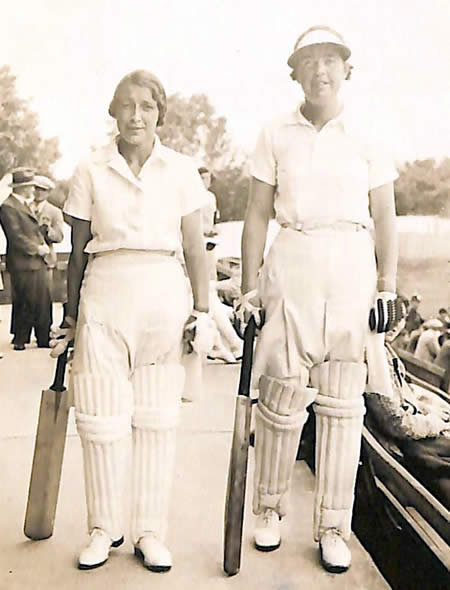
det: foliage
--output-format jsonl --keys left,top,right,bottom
{"left": 0, "top": 66, "right": 60, "bottom": 178}
{"left": 212, "top": 161, "right": 249, "bottom": 222}
{"left": 157, "top": 93, "right": 232, "bottom": 170}
{"left": 395, "top": 158, "right": 450, "bottom": 216}
{"left": 157, "top": 93, "right": 249, "bottom": 221}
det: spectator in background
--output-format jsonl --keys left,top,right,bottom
{"left": 205, "top": 237, "right": 242, "bottom": 363}
{"left": 198, "top": 166, "right": 219, "bottom": 237}
{"left": 437, "top": 307, "right": 450, "bottom": 330}
{"left": 405, "top": 293, "right": 424, "bottom": 333}
{"left": 407, "top": 323, "right": 424, "bottom": 353}
{"left": 0, "top": 168, "right": 52, "bottom": 350}
{"left": 391, "top": 328, "right": 410, "bottom": 351}
{"left": 414, "top": 319, "right": 444, "bottom": 364}
{"left": 436, "top": 331, "right": 450, "bottom": 392}
{"left": 32, "top": 175, "right": 65, "bottom": 271}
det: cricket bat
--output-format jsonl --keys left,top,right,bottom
{"left": 223, "top": 316, "right": 256, "bottom": 576}
{"left": 24, "top": 347, "right": 71, "bottom": 540}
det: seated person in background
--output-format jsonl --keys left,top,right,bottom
{"left": 437, "top": 307, "right": 450, "bottom": 330}
{"left": 414, "top": 319, "right": 443, "bottom": 364}
{"left": 407, "top": 323, "right": 424, "bottom": 353}
{"left": 205, "top": 238, "right": 242, "bottom": 363}
{"left": 365, "top": 323, "right": 450, "bottom": 508}
{"left": 405, "top": 293, "right": 424, "bottom": 333}
{"left": 435, "top": 332, "right": 450, "bottom": 393}
{"left": 391, "top": 328, "right": 410, "bottom": 351}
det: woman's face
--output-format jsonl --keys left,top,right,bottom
{"left": 114, "top": 83, "right": 159, "bottom": 147}
{"left": 293, "top": 44, "right": 348, "bottom": 106}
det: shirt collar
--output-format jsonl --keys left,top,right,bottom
{"left": 12, "top": 192, "right": 33, "bottom": 207}
{"left": 92, "top": 134, "right": 170, "bottom": 165}
{"left": 91, "top": 134, "right": 170, "bottom": 189}
{"left": 285, "top": 103, "right": 348, "bottom": 131}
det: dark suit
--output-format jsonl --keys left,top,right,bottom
{"left": 0, "top": 194, "right": 52, "bottom": 346}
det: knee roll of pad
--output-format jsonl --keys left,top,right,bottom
{"left": 76, "top": 412, "right": 131, "bottom": 442}
{"left": 253, "top": 375, "right": 317, "bottom": 516}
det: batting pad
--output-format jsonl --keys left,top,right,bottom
{"left": 253, "top": 375, "right": 317, "bottom": 517}
{"left": 130, "top": 364, "right": 184, "bottom": 543}
{"left": 310, "top": 361, "right": 366, "bottom": 541}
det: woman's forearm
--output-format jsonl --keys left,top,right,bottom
{"left": 370, "top": 184, "right": 398, "bottom": 293}
{"left": 184, "top": 247, "right": 210, "bottom": 312}
{"left": 65, "top": 218, "right": 92, "bottom": 320}
{"left": 241, "top": 178, "right": 275, "bottom": 294}
{"left": 182, "top": 210, "right": 210, "bottom": 312}
{"left": 66, "top": 251, "right": 88, "bottom": 320}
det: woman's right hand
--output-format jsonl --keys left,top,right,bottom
{"left": 233, "top": 289, "right": 265, "bottom": 338}
{"left": 49, "top": 316, "right": 76, "bottom": 358}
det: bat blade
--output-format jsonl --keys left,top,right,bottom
{"left": 24, "top": 386, "right": 71, "bottom": 540}
{"left": 223, "top": 317, "right": 256, "bottom": 576}
{"left": 224, "top": 394, "right": 253, "bottom": 576}
{"left": 24, "top": 347, "right": 71, "bottom": 541}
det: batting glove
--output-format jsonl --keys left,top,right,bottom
{"left": 50, "top": 316, "right": 76, "bottom": 358}
{"left": 233, "top": 289, "right": 265, "bottom": 339}
{"left": 369, "top": 292, "right": 404, "bottom": 333}
{"left": 183, "top": 310, "right": 216, "bottom": 354}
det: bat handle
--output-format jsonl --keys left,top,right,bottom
{"left": 237, "top": 316, "right": 256, "bottom": 398}
{"left": 51, "top": 347, "right": 69, "bottom": 393}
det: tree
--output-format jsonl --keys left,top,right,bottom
{"left": 158, "top": 93, "right": 249, "bottom": 221}
{"left": 395, "top": 158, "right": 450, "bottom": 216}
{"left": 157, "top": 93, "right": 233, "bottom": 171}
{"left": 0, "top": 66, "right": 60, "bottom": 178}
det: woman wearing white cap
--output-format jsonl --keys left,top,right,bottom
{"left": 236, "top": 26, "right": 399, "bottom": 572}
{"left": 52, "top": 69, "right": 213, "bottom": 572}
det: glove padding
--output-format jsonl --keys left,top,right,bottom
{"left": 183, "top": 310, "right": 216, "bottom": 354}
{"left": 49, "top": 316, "right": 76, "bottom": 358}
{"left": 233, "top": 289, "right": 265, "bottom": 339}
{"left": 369, "top": 292, "right": 404, "bottom": 333}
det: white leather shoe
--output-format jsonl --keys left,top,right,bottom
{"left": 134, "top": 534, "right": 172, "bottom": 572}
{"left": 78, "top": 528, "right": 124, "bottom": 570}
{"left": 254, "top": 509, "right": 281, "bottom": 552}
{"left": 319, "top": 528, "right": 351, "bottom": 573}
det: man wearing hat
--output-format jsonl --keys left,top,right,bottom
{"left": 0, "top": 167, "right": 52, "bottom": 350}
{"left": 31, "top": 175, "right": 64, "bottom": 270}
{"left": 235, "top": 25, "right": 399, "bottom": 573}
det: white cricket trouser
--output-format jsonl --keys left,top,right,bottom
{"left": 72, "top": 250, "right": 190, "bottom": 542}
{"left": 252, "top": 227, "right": 377, "bottom": 540}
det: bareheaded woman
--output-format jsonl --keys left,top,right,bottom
{"left": 52, "top": 70, "right": 212, "bottom": 572}
{"left": 236, "top": 26, "right": 399, "bottom": 573}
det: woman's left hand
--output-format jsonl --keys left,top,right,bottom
{"left": 183, "top": 310, "right": 216, "bottom": 354}
{"left": 369, "top": 292, "right": 404, "bottom": 333}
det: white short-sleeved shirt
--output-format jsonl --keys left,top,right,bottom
{"left": 64, "top": 136, "right": 208, "bottom": 254}
{"left": 249, "top": 106, "right": 398, "bottom": 226}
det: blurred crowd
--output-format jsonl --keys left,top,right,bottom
{"left": 390, "top": 293, "right": 450, "bottom": 374}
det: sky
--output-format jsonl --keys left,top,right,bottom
{"left": 2, "top": 0, "right": 450, "bottom": 178}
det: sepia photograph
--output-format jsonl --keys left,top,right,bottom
{"left": 0, "top": 1, "right": 449, "bottom": 588}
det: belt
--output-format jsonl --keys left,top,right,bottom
{"left": 280, "top": 220, "right": 367, "bottom": 233}
{"left": 93, "top": 249, "right": 176, "bottom": 258}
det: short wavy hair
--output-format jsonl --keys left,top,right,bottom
{"left": 108, "top": 70, "right": 167, "bottom": 127}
